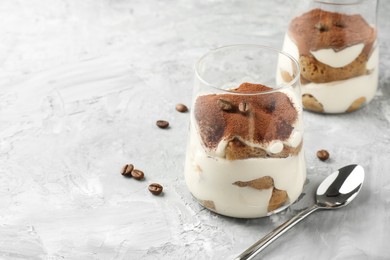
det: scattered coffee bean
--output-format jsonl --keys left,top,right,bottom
{"left": 156, "top": 120, "right": 169, "bottom": 129}
{"left": 131, "top": 169, "right": 145, "bottom": 180}
{"left": 148, "top": 183, "right": 163, "bottom": 195}
{"left": 121, "top": 164, "right": 134, "bottom": 177}
{"left": 176, "top": 103, "right": 188, "bottom": 113}
{"left": 314, "top": 23, "right": 328, "bottom": 32}
{"left": 317, "top": 149, "right": 330, "bottom": 161}
{"left": 238, "top": 101, "right": 249, "bottom": 114}
{"left": 217, "top": 98, "right": 233, "bottom": 111}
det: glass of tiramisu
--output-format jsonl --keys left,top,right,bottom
{"left": 184, "top": 45, "right": 306, "bottom": 218}
{"left": 283, "top": 0, "right": 378, "bottom": 113}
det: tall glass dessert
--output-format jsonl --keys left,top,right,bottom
{"left": 184, "top": 45, "right": 306, "bottom": 218}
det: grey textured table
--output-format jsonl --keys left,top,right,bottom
{"left": 0, "top": 1, "right": 389, "bottom": 259}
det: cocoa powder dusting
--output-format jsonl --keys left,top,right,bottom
{"left": 194, "top": 94, "right": 226, "bottom": 148}
{"left": 288, "top": 9, "right": 376, "bottom": 56}
{"left": 194, "top": 83, "right": 297, "bottom": 150}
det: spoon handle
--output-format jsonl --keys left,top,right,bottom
{"left": 235, "top": 204, "right": 320, "bottom": 260}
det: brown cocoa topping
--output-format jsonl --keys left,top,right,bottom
{"left": 289, "top": 9, "right": 376, "bottom": 56}
{"left": 194, "top": 83, "right": 298, "bottom": 151}
{"left": 314, "top": 23, "right": 328, "bottom": 32}
{"left": 333, "top": 20, "right": 345, "bottom": 28}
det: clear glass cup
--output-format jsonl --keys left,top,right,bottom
{"left": 184, "top": 45, "right": 306, "bottom": 218}
{"left": 282, "top": 0, "right": 378, "bottom": 114}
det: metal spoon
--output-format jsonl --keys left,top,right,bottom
{"left": 235, "top": 164, "right": 365, "bottom": 260}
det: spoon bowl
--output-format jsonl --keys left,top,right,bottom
{"left": 236, "top": 164, "right": 365, "bottom": 260}
{"left": 316, "top": 164, "right": 364, "bottom": 209}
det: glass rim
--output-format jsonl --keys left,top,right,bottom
{"left": 313, "top": 0, "right": 366, "bottom": 5}
{"left": 194, "top": 44, "right": 301, "bottom": 95}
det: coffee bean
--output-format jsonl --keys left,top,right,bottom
{"left": 238, "top": 101, "right": 249, "bottom": 114}
{"left": 176, "top": 103, "right": 188, "bottom": 113}
{"left": 156, "top": 120, "right": 169, "bottom": 129}
{"left": 131, "top": 169, "right": 144, "bottom": 180}
{"left": 317, "top": 149, "right": 330, "bottom": 161}
{"left": 217, "top": 98, "right": 233, "bottom": 111}
{"left": 314, "top": 23, "right": 328, "bottom": 32}
{"left": 121, "top": 164, "right": 134, "bottom": 177}
{"left": 148, "top": 183, "right": 163, "bottom": 195}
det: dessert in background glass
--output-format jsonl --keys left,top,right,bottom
{"left": 282, "top": 0, "right": 378, "bottom": 114}
{"left": 184, "top": 45, "right": 306, "bottom": 218}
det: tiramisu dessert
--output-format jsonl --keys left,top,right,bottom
{"left": 282, "top": 8, "right": 378, "bottom": 113}
{"left": 184, "top": 82, "right": 306, "bottom": 218}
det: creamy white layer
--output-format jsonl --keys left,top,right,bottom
{"left": 281, "top": 34, "right": 379, "bottom": 113}
{"left": 310, "top": 43, "right": 364, "bottom": 68}
{"left": 184, "top": 126, "right": 306, "bottom": 218}
{"left": 282, "top": 34, "right": 366, "bottom": 68}
{"left": 302, "top": 67, "right": 378, "bottom": 113}
{"left": 282, "top": 34, "right": 299, "bottom": 66}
